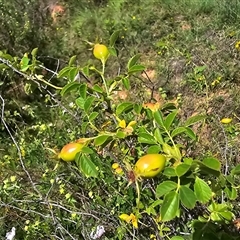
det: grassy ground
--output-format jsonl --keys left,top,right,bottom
{"left": 1, "top": 0, "right": 240, "bottom": 239}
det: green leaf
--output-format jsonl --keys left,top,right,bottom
{"left": 84, "top": 96, "right": 95, "bottom": 113}
{"left": 68, "top": 67, "right": 78, "bottom": 81}
{"left": 116, "top": 102, "right": 133, "bottom": 115}
{"left": 61, "top": 82, "right": 81, "bottom": 96}
{"left": 179, "top": 186, "right": 197, "bottom": 209}
{"left": 161, "top": 191, "right": 179, "bottom": 221}
{"left": 128, "top": 64, "right": 145, "bottom": 74}
{"left": 88, "top": 112, "right": 99, "bottom": 121}
{"left": 108, "top": 47, "right": 117, "bottom": 57}
{"left": 171, "top": 127, "right": 187, "bottom": 138}
{"left": 127, "top": 54, "right": 141, "bottom": 70}
{"left": 175, "top": 163, "right": 191, "bottom": 177}
{"left": 80, "top": 146, "right": 94, "bottom": 154}
{"left": 184, "top": 127, "right": 197, "bottom": 140}
{"left": 58, "top": 67, "right": 71, "bottom": 78}
{"left": 170, "top": 237, "right": 184, "bottom": 240}
{"left": 94, "top": 135, "right": 112, "bottom": 146}
{"left": 231, "top": 164, "right": 240, "bottom": 175}
{"left": 133, "top": 103, "right": 142, "bottom": 114}
{"left": 184, "top": 114, "right": 206, "bottom": 127}
{"left": 115, "top": 130, "right": 126, "bottom": 139}
{"left": 82, "top": 65, "right": 90, "bottom": 77}
{"left": 202, "top": 157, "right": 221, "bottom": 171}
{"left": 92, "top": 84, "right": 103, "bottom": 93}
{"left": 163, "top": 167, "right": 177, "bottom": 177}
{"left": 110, "top": 30, "right": 120, "bottom": 46}
{"left": 147, "top": 145, "right": 162, "bottom": 154}
{"left": 79, "top": 84, "right": 87, "bottom": 99}
{"left": 218, "top": 211, "right": 234, "bottom": 221}
{"left": 138, "top": 132, "right": 157, "bottom": 144}
{"left": 75, "top": 97, "right": 85, "bottom": 109}
{"left": 194, "top": 177, "right": 212, "bottom": 203}
{"left": 68, "top": 55, "right": 77, "bottom": 66}
{"left": 156, "top": 181, "right": 178, "bottom": 198}
{"left": 154, "top": 128, "right": 164, "bottom": 144}
{"left": 77, "top": 154, "right": 98, "bottom": 178}
{"left": 164, "top": 110, "right": 178, "bottom": 130}
{"left": 122, "top": 77, "right": 130, "bottom": 90}
{"left": 31, "top": 48, "right": 38, "bottom": 57}
{"left": 153, "top": 111, "right": 165, "bottom": 128}
{"left": 224, "top": 187, "right": 237, "bottom": 200}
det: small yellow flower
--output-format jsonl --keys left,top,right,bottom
{"left": 50, "top": 179, "right": 54, "bottom": 184}
{"left": 10, "top": 176, "right": 16, "bottom": 182}
{"left": 235, "top": 41, "right": 240, "bottom": 50}
{"left": 71, "top": 212, "right": 77, "bottom": 219}
{"left": 59, "top": 188, "right": 65, "bottom": 194}
{"left": 24, "top": 225, "right": 29, "bottom": 231}
{"left": 132, "top": 16, "right": 136, "bottom": 20}
{"left": 119, "top": 213, "right": 138, "bottom": 228}
{"left": 65, "top": 193, "right": 71, "bottom": 199}
{"left": 112, "top": 163, "right": 119, "bottom": 169}
{"left": 118, "top": 119, "right": 126, "bottom": 129}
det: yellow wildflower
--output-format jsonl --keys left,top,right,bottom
{"left": 119, "top": 213, "right": 138, "bottom": 228}
{"left": 235, "top": 41, "right": 240, "bottom": 50}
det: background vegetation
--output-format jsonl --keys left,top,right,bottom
{"left": 1, "top": 0, "right": 240, "bottom": 239}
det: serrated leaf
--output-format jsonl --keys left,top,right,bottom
{"left": 94, "top": 135, "right": 111, "bottom": 146}
{"left": 161, "top": 191, "right": 179, "bottom": 221}
{"left": 110, "top": 30, "right": 120, "bottom": 46}
{"left": 61, "top": 82, "right": 81, "bottom": 96}
{"left": 179, "top": 186, "right": 196, "bottom": 209}
{"left": 84, "top": 96, "right": 95, "bottom": 113}
{"left": 164, "top": 110, "right": 178, "bottom": 130}
{"left": 156, "top": 181, "right": 178, "bottom": 198}
{"left": 194, "top": 177, "right": 212, "bottom": 203}
{"left": 77, "top": 154, "right": 98, "bottom": 177}
{"left": 88, "top": 112, "right": 99, "bottom": 121}
{"left": 138, "top": 132, "right": 156, "bottom": 144}
{"left": 153, "top": 111, "right": 165, "bottom": 128}
{"left": 184, "top": 114, "right": 206, "bottom": 127}
{"left": 116, "top": 102, "right": 133, "bottom": 115}
{"left": 128, "top": 64, "right": 145, "bottom": 74}
{"left": 68, "top": 55, "right": 77, "bottom": 66}
{"left": 202, "top": 157, "right": 221, "bottom": 171}
{"left": 175, "top": 163, "right": 191, "bottom": 177}
{"left": 127, "top": 54, "right": 141, "bottom": 70}
{"left": 171, "top": 127, "right": 187, "bottom": 138}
